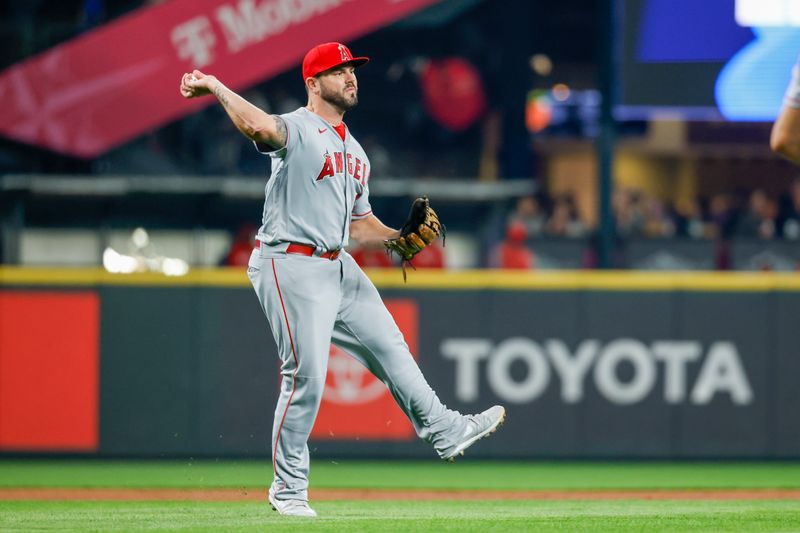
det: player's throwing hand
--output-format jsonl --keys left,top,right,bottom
{"left": 179, "top": 70, "right": 216, "bottom": 99}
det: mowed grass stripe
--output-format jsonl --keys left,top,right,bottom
{"left": 1, "top": 487, "right": 800, "bottom": 501}
{"left": 1, "top": 500, "right": 799, "bottom": 533}
{"left": 1, "top": 461, "right": 799, "bottom": 490}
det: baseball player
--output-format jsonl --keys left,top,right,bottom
{"left": 180, "top": 42, "right": 505, "bottom": 518}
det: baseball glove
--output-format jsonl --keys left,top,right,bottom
{"left": 384, "top": 197, "right": 445, "bottom": 280}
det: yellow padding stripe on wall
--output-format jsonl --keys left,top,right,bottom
{"left": 0, "top": 267, "right": 248, "bottom": 287}
{"left": 2, "top": 267, "right": 800, "bottom": 291}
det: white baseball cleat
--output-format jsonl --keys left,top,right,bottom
{"left": 440, "top": 405, "right": 506, "bottom": 462}
{"left": 268, "top": 490, "right": 317, "bottom": 517}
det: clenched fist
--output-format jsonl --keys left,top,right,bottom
{"left": 179, "top": 69, "right": 218, "bottom": 99}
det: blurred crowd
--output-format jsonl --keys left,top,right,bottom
{"left": 220, "top": 178, "right": 800, "bottom": 271}
{"left": 488, "top": 178, "right": 800, "bottom": 270}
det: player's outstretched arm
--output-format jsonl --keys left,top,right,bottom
{"left": 350, "top": 215, "right": 400, "bottom": 248}
{"left": 771, "top": 57, "right": 800, "bottom": 165}
{"left": 771, "top": 107, "right": 800, "bottom": 164}
{"left": 179, "top": 69, "right": 287, "bottom": 149}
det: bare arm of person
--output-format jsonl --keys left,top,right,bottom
{"left": 771, "top": 106, "right": 800, "bottom": 164}
{"left": 179, "top": 69, "right": 287, "bottom": 149}
{"left": 771, "top": 58, "right": 800, "bottom": 165}
{"left": 350, "top": 215, "right": 400, "bottom": 248}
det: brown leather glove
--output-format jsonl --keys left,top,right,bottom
{"left": 384, "top": 197, "right": 444, "bottom": 279}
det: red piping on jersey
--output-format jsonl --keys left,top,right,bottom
{"left": 352, "top": 209, "right": 372, "bottom": 218}
{"left": 271, "top": 258, "right": 299, "bottom": 484}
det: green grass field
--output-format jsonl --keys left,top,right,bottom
{"left": 1, "top": 460, "right": 799, "bottom": 532}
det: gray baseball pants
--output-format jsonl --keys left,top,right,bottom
{"left": 248, "top": 245, "right": 467, "bottom": 502}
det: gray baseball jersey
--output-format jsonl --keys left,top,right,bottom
{"left": 255, "top": 107, "right": 373, "bottom": 252}
{"left": 247, "top": 106, "right": 468, "bottom": 503}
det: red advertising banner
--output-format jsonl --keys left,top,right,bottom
{"left": 0, "top": 291, "right": 99, "bottom": 452}
{"left": 312, "top": 299, "right": 418, "bottom": 441}
{"left": 0, "top": 0, "right": 440, "bottom": 158}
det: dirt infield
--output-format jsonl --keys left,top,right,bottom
{"left": 1, "top": 488, "right": 799, "bottom": 501}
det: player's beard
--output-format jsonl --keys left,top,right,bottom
{"left": 320, "top": 83, "right": 358, "bottom": 112}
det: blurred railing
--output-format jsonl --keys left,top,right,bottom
{"left": 0, "top": 174, "right": 536, "bottom": 267}
{"left": 0, "top": 174, "right": 537, "bottom": 200}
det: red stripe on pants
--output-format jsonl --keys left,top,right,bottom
{"left": 270, "top": 259, "right": 299, "bottom": 485}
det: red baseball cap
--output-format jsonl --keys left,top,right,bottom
{"left": 302, "top": 42, "right": 369, "bottom": 80}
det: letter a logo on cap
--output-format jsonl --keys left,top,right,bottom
{"left": 338, "top": 44, "right": 350, "bottom": 62}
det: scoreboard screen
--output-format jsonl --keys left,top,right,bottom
{"left": 617, "top": 0, "right": 800, "bottom": 121}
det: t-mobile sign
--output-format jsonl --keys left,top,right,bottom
{"left": 0, "top": 0, "right": 441, "bottom": 158}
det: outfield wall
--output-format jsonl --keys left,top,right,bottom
{"left": 1, "top": 267, "right": 799, "bottom": 458}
